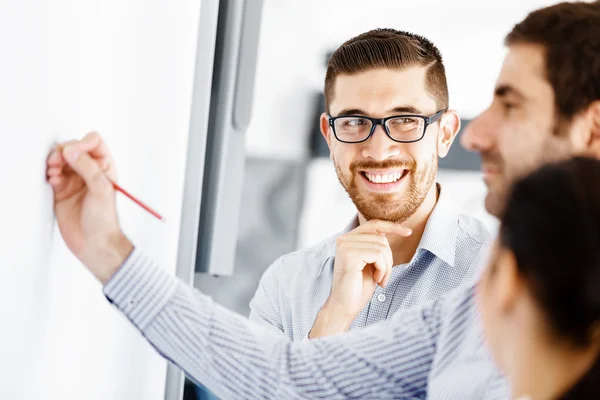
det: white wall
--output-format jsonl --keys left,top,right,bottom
{"left": 1, "top": 1, "right": 201, "bottom": 398}
{"left": 245, "top": 0, "right": 558, "bottom": 159}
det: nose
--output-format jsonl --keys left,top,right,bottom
{"left": 460, "top": 110, "right": 497, "bottom": 153}
{"left": 361, "top": 124, "right": 402, "bottom": 161}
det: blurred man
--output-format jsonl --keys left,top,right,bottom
{"left": 249, "top": 29, "right": 491, "bottom": 340}
{"left": 46, "top": 1, "right": 600, "bottom": 399}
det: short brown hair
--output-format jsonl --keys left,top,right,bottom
{"left": 324, "top": 28, "right": 448, "bottom": 113}
{"left": 505, "top": 1, "right": 600, "bottom": 121}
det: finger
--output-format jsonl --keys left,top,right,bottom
{"left": 48, "top": 140, "right": 78, "bottom": 167}
{"left": 48, "top": 175, "right": 70, "bottom": 195}
{"left": 380, "top": 253, "right": 393, "bottom": 288}
{"left": 47, "top": 149, "right": 65, "bottom": 167}
{"left": 337, "top": 241, "right": 389, "bottom": 261}
{"left": 62, "top": 146, "right": 112, "bottom": 195}
{"left": 380, "top": 273, "right": 391, "bottom": 288}
{"left": 341, "top": 233, "right": 392, "bottom": 246}
{"left": 75, "top": 132, "right": 116, "bottom": 180}
{"left": 48, "top": 176, "right": 62, "bottom": 186}
{"left": 47, "top": 166, "right": 63, "bottom": 177}
{"left": 372, "top": 252, "right": 389, "bottom": 284}
{"left": 342, "top": 244, "right": 390, "bottom": 278}
{"left": 71, "top": 132, "right": 113, "bottom": 161}
{"left": 341, "top": 234, "right": 394, "bottom": 269}
{"left": 55, "top": 133, "right": 114, "bottom": 172}
{"left": 382, "top": 236, "right": 393, "bottom": 285}
{"left": 374, "top": 241, "right": 393, "bottom": 285}
{"left": 353, "top": 220, "right": 412, "bottom": 236}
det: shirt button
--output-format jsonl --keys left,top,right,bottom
{"left": 377, "top": 293, "right": 386, "bottom": 302}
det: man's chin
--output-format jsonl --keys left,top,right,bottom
{"left": 355, "top": 202, "right": 413, "bottom": 223}
{"left": 484, "top": 190, "right": 505, "bottom": 218}
{"left": 362, "top": 214, "right": 409, "bottom": 224}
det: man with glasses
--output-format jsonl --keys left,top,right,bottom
{"left": 248, "top": 28, "right": 491, "bottom": 341}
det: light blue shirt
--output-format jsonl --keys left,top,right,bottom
{"left": 249, "top": 184, "right": 493, "bottom": 340}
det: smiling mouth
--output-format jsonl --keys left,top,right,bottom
{"left": 361, "top": 170, "right": 409, "bottom": 184}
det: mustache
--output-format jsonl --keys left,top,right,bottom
{"left": 350, "top": 159, "right": 416, "bottom": 173}
{"left": 480, "top": 151, "right": 503, "bottom": 167}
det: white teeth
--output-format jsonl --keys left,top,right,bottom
{"left": 365, "top": 171, "right": 403, "bottom": 183}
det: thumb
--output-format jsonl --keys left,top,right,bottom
{"left": 63, "top": 146, "right": 111, "bottom": 195}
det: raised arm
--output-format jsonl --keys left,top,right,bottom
{"left": 47, "top": 133, "right": 451, "bottom": 399}
{"left": 104, "top": 247, "right": 448, "bottom": 399}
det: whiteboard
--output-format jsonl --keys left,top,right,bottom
{"left": 0, "top": 1, "right": 202, "bottom": 399}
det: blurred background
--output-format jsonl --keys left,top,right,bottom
{"left": 0, "top": 0, "right": 558, "bottom": 399}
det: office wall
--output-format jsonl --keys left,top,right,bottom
{"left": 194, "top": 157, "right": 306, "bottom": 316}
{"left": 0, "top": 1, "right": 201, "bottom": 398}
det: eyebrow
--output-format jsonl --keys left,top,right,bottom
{"left": 494, "top": 84, "right": 526, "bottom": 101}
{"left": 335, "top": 105, "right": 423, "bottom": 117}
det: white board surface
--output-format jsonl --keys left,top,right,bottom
{"left": 0, "top": 1, "right": 202, "bottom": 399}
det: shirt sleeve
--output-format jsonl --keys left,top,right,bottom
{"left": 248, "top": 256, "right": 285, "bottom": 335}
{"left": 103, "top": 247, "right": 456, "bottom": 399}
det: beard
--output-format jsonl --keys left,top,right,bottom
{"left": 334, "top": 153, "right": 438, "bottom": 223}
{"left": 482, "top": 118, "right": 575, "bottom": 218}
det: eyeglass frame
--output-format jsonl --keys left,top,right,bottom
{"left": 327, "top": 109, "right": 447, "bottom": 144}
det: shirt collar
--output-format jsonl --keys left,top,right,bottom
{"left": 417, "top": 183, "right": 459, "bottom": 267}
{"left": 341, "top": 215, "right": 360, "bottom": 234}
{"left": 337, "top": 183, "right": 459, "bottom": 267}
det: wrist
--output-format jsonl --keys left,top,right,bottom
{"left": 308, "top": 302, "right": 357, "bottom": 339}
{"left": 86, "top": 233, "right": 134, "bottom": 285}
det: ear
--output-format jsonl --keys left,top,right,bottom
{"left": 437, "top": 110, "right": 461, "bottom": 158}
{"left": 586, "top": 100, "right": 600, "bottom": 159}
{"left": 320, "top": 112, "right": 334, "bottom": 160}
{"left": 493, "top": 248, "right": 523, "bottom": 314}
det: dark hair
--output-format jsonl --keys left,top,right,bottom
{"left": 505, "top": 1, "right": 600, "bottom": 123}
{"left": 500, "top": 157, "right": 600, "bottom": 398}
{"left": 324, "top": 28, "right": 448, "bottom": 113}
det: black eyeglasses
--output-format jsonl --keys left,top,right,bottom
{"left": 328, "top": 109, "right": 446, "bottom": 144}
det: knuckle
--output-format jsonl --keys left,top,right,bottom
{"left": 336, "top": 239, "right": 351, "bottom": 251}
{"left": 376, "top": 235, "right": 388, "bottom": 245}
{"left": 86, "top": 131, "right": 101, "bottom": 142}
{"left": 374, "top": 242, "right": 387, "bottom": 252}
{"left": 91, "top": 171, "right": 110, "bottom": 193}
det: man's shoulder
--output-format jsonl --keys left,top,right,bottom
{"left": 269, "top": 233, "right": 339, "bottom": 276}
{"left": 277, "top": 233, "right": 340, "bottom": 272}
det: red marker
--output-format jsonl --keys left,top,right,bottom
{"left": 109, "top": 179, "right": 164, "bottom": 221}
{"left": 56, "top": 143, "right": 164, "bottom": 221}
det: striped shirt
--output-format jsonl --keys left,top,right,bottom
{"left": 104, "top": 249, "right": 510, "bottom": 399}
{"left": 248, "top": 184, "right": 493, "bottom": 340}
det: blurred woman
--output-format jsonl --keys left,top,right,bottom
{"left": 478, "top": 156, "right": 600, "bottom": 399}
